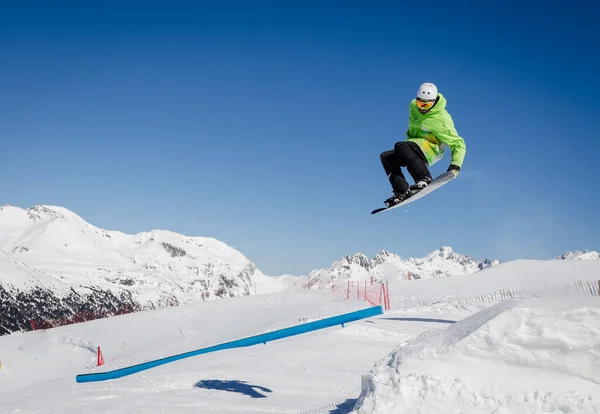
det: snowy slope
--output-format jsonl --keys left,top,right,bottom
{"left": 384, "top": 257, "right": 600, "bottom": 315}
{"left": 0, "top": 256, "right": 599, "bottom": 413}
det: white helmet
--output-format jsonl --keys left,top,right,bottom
{"left": 417, "top": 82, "right": 438, "bottom": 101}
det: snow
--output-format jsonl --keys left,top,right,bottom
{"left": 1, "top": 244, "right": 599, "bottom": 413}
{"left": 385, "top": 258, "right": 600, "bottom": 312}
{"left": 306, "top": 247, "right": 500, "bottom": 287}
{"left": 0, "top": 205, "right": 293, "bottom": 303}
{"left": 352, "top": 298, "right": 600, "bottom": 413}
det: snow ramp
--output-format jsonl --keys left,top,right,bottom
{"left": 351, "top": 297, "right": 600, "bottom": 413}
{"left": 75, "top": 305, "right": 383, "bottom": 383}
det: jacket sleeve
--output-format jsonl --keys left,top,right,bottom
{"left": 431, "top": 119, "right": 466, "bottom": 168}
{"left": 406, "top": 103, "right": 416, "bottom": 138}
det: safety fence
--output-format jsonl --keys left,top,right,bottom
{"left": 308, "top": 277, "right": 391, "bottom": 310}
{"left": 389, "top": 279, "right": 600, "bottom": 310}
{"left": 30, "top": 304, "right": 137, "bottom": 331}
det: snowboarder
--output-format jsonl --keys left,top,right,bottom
{"left": 380, "top": 82, "right": 467, "bottom": 207}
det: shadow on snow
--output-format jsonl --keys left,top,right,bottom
{"left": 328, "top": 398, "right": 358, "bottom": 413}
{"left": 379, "top": 317, "right": 456, "bottom": 324}
{"left": 195, "top": 379, "right": 273, "bottom": 399}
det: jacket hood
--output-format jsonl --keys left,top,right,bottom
{"left": 411, "top": 92, "right": 447, "bottom": 115}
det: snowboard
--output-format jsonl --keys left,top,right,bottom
{"left": 371, "top": 171, "right": 456, "bottom": 215}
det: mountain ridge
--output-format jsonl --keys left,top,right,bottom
{"left": 304, "top": 246, "right": 502, "bottom": 289}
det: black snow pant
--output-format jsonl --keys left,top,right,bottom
{"left": 380, "top": 141, "right": 431, "bottom": 194}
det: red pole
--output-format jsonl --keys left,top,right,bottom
{"left": 364, "top": 280, "right": 367, "bottom": 301}
{"left": 385, "top": 281, "right": 390, "bottom": 310}
{"left": 379, "top": 283, "right": 383, "bottom": 306}
{"left": 97, "top": 346, "right": 104, "bottom": 366}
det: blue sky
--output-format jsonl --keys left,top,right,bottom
{"left": 1, "top": 1, "right": 599, "bottom": 275}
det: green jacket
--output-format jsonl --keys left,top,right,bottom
{"left": 406, "top": 93, "right": 466, "bottom": 168}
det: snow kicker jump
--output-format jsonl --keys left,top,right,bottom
{"left": 75, "top": 305, "right": 383, "bottom": 383}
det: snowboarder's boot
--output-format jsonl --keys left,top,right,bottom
{"left": 409, "top": 176, "right": 433, "bottom": 194}
{"left": 384, "top": 190, "right": 410, "bottom": 207}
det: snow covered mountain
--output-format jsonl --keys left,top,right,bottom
{"left": 305, "top": 246, "right": 501, "bottom": 288}
{"left": 305, "top": 246, "right": 600, "bottom": 291}
{"left": 0, "top": 205, "right": 291, "bottom": 336}
{"left": 555, "top": 250, "right": 600, "bottom": 260}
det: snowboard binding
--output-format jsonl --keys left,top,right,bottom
{"left": 384, "top": 191, "right": 410, "bottom": 207}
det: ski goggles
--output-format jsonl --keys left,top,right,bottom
{"left": 416, "top": 98, "right": 435, "bottom": 111}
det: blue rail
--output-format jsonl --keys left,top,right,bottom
{"left": 76, "top": 305, "right": 383, "bottom": 383}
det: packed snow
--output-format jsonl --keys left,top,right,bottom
{"left": 1, "top": 243, "right": 599, "bottom": 413}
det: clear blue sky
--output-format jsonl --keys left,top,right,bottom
{"left": 1, "top": 1, "right": 599, "bottom": 275}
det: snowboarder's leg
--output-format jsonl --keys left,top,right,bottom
{"left": 380, "top": 149, "right": 409, "bottom": 195}
{"left": 380, "top": 148, "right": 413, "bottom": 207}
{"left": 395, "top": 142, "right": 432, "bottom": 192}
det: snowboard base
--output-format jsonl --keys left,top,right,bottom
{"left": 371, "top": 171, "right": 456, "bottom": 215}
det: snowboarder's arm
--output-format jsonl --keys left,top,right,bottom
{"left": 434, "top": 121, "right": 466, "bottom": 168}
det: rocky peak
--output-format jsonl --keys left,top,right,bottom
{"left": 26, "top": 205, "right": 66, "bottom": 222}
{"left": 305, "top": 246, "right": 501, "bottom": 289}
{"left": 555, "top": 250, "right": 600, "bottom": 260}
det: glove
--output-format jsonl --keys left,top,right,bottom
{"left": 447, "top": 164, "right": 460, "bottom": 177}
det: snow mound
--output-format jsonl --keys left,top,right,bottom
{"left": 352, "top": 297, "right": 600, "bottom": 413}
